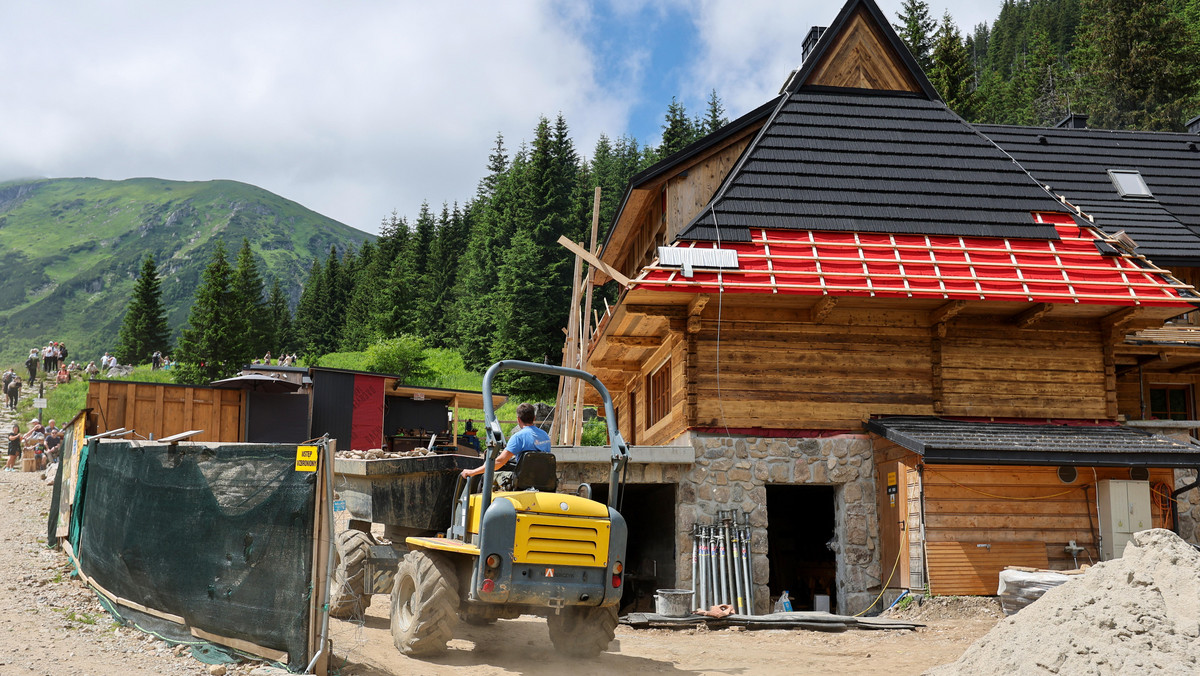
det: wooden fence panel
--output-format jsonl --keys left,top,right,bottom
{"left": 85, "top": 381, "right": 244, "bottom": 442}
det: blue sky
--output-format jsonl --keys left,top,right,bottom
{"left": 0, "top": 0, "right": 1002, "bottom": 235}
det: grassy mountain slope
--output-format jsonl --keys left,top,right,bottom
{"left": 0, "top": 177, "right": 372, "bottom": 367}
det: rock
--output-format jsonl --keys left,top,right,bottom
{"left": 208, "top": 666, "right": 226, "bottom": 676}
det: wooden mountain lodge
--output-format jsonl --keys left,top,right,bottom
{"left": 554, "top": 0, "right": 1200, "bottom": 613}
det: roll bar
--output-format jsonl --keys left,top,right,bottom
{"left": 478, "top": 360, "right": 630, "bottom": 521}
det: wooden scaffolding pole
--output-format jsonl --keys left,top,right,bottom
{"left": 572, "top": 187, "right": 602, "bottom": 445}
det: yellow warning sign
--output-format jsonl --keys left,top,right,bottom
{"left": 295, "top": 445, "right": 319, "bottom": 472}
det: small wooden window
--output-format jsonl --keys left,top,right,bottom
{"left": 1149, "top": 386, "right": 1192, "bottom": 420}
{"left": 647, "top": 360, "right": 671, "bottom": 427}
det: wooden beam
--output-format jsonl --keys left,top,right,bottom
{"left": 1012, "top": 303, "right": 1053, "bottom": 328}
{"left": 589, "top": 358, "right": 640, "bottom": 371}
{"left": 1101, "top": 307, "right": 1141, "bottom": 329}
{"left": 929, "top": 300, "right": 967, "bottom": 325}
{"left": 557, "top": 235, "right": 632, "bottom": 286}
{"left": 606, "top": 335, "right": 664, "bottom": 348}
{"left": 624, "top": 305, "right": 688, "bottom": 319}
{"left": 811, "top": 295, "right": 839, "bottom": 323}
{"left": 688, "top": 294, "right": 711, "bottom": 317}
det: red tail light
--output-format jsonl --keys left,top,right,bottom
{"left": 481, "top": 579, "right": 495, "bottom": 593}
{"left": 611, "top": 574, "right": 622, "bottom": 588}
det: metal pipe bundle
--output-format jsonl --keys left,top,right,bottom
{"left": 689, "top": 514, "right": 755, "bottom": 615}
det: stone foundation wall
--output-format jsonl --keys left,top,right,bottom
{"left": 1175, "top": 469, "right": 1200, "bottom": 544}
{"left": 557, "top": 432, "right": 883, "bottom": 615}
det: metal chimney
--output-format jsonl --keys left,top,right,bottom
{"left": 1056, "top": 114, "right": 1089, "bottom": 129}
{"left": 802, "top": 26, "right": 826, "bottom": 63}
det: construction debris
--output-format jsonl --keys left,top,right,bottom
{"left": 621, "top": 611, "right": 922, "bottom": 632}
{"left": 930, "top": 529, "right": 1200, "bottom": 675}
{"left": 336, "top": 447, "right": 436, "bottom": 460}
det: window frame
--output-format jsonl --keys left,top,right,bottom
{"left": 646, "top": 359, "right": 672, "bottom": 428}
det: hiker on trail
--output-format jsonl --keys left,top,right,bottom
{"left": 6, "top": 376, "right": 20, "bottom": 410}
{"left": 25, "top": 350, "right": 38, "bottom": 381}
{"left": 42, "top": 344, "right": 53, "bottom": 374}
{"left": 5, "top": 423, "right": 20, "bottom": 472}
{"left": 59, "top": 343, "right": 68, "bottom": 364}
{"left": 2, "top": 369, "right": 12, "bottom": 391}
{"left": 56, "top": 365, "right": 69, "bottom": 384}
{"left": 151, "top": 351, "right": 163, "bottom": 370}
{"left": 23, "top": 419, "right": 45, "bottom": 471}
{"left": 85, "top": 361, "right": 99, "bottom": 377}
{"left": 262, "top": 352, "right": 272, "bottom": 365}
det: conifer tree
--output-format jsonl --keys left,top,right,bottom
{"left": 930, "top": 12, "right": 974, "bottom": 118}
{"left": 1072, "top": 0, "right": 1200, "bottom": 130}
{"left": 660, "top": 97, "right": 698, "bottom": 157}
{"left": 115, "top": 254, "right": 172, "bottom": 365}
{"left": 231, "top": 238, "right": 267, "bottom": 358}
{"left": 264, "top": 278, "right": 295, "bottom": 356}
{"left": 702, "top": 89, "right": 729, "bottom": 134}
{"left": 294, "top": 258, "right": 327, "bottom": 356}
{"left": 340, "top": 240, "right": 379, "bottom": 351}
{"left": 894, "top": 0, "right": 937, "bottom": 72}
{"left": 174, "top": 242, "right": 241, "bottom": 383}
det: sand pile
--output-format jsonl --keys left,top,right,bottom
{"left": 928, "top": 529, "right": 1200, "bottom": 675}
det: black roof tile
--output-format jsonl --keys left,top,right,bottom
{"left": 978, "top": 124, "right": 1200, "bottom": 263}
{"left": 680, "top": 91, "right": 1069, "bottom": 242}
{"left": 866, "top": 416, "right": 1200, "bottom": 467}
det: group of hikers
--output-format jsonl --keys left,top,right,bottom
{"left": 5, "top": 417, "right": 60, "bottom": 472}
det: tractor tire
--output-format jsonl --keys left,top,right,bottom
{"left": 328, "top": 530, "right": 374, "bottom": 620}
{"left": 546, "top": 605, "right": 618, "bottom": 658}
{"left": 391, "top": 550, "right": 460, "bottom": 656}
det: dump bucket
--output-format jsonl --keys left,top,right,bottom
{"left": 654, "top": 589, "right": 695, "bottom": 617}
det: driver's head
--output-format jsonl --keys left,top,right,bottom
{"left": 516, "top": 403, "right": 536, "bottom": 425}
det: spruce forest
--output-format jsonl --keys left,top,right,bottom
{"left": 160, "top": 0, "right": 1199, "bottom": 398}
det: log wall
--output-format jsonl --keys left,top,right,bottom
{"left": 86, "top": 381, "right": 245, "bottom": 442}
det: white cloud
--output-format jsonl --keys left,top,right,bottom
{"left": 0, "top": 1, "right": 629, "bottom": 233}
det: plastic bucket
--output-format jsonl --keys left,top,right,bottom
{"left": 654, "top": 589, "right": 695, "bottom": 617}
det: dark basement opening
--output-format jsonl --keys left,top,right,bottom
{"left": 766, "top": 484, "right": 837, "bottom": 613}
{"left": 589, "top": 482, "right": 677, "bottom": 613}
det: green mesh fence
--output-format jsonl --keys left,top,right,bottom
{"left": 71, "top": 439, "right": 319, "bottom": 671}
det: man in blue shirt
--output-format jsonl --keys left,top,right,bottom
{"left": 460, "top": 403, "right": 550, "bottom": 481}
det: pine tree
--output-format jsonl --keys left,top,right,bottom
{"left": 115, "top": 254, "right": 172, "bottom": 365}
{"left": 294, "top": 258, "right": 326, "bottom": 356}
{"left": 660, "top": 97, "right": 698, "bottom": 157}
{"left": 930, "top": 12, "right": 975, "bottom": 118}
{"left": 231, "top": 238, "right": 267, "bottom": 359}
{"left": 702, "top": 89, "right": 729, "bottom": 134}
{"left": 894, "top": 0, "right": 937, "bottom": 72}
{"left": 174, "top": 242, "right": 241, "bottom": 383}
{"left": 1072, "top": 0, "right": 1200, "bottom": 131}
{"left": 264, "top": 278, "right": 295, "bottom": 356}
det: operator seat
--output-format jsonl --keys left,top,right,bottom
{"left": 513, "top": 451, "right": 557, "bottom": 492}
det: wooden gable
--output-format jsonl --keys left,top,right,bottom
{"left": 803, "top": 7, "right": 921, "bottom": 92}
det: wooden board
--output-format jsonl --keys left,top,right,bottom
{"left": 927, "top": 541, "right": 1048, "bottom": 596}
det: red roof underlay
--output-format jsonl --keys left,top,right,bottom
{"left": 635, "top": 213, "right": 1192, "bottom": 306}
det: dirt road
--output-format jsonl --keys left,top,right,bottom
{"left": 2, "top": 468, "right": 996, "bottom": 675}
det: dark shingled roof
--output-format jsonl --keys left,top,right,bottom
{"left": 866, "top": 416, "right": 1200, "bottom": 468}
{"left": 679, "top": 90, "right": 1074, "bottom": 243}
{"left": 977, "top": 124, "right": 1200, "bottom": 267}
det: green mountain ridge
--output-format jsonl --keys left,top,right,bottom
{"left": 0, "top": 177, "right": 372, "bottom": 367}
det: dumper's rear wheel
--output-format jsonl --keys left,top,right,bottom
{"left": 329, "top": 530, "right": 373, "bottom": 620}
{"left": 391, "top": 550, "right": 460, "bottom": 656}
{"left": 546, "top": 605, "right": 618, "bottom": 657}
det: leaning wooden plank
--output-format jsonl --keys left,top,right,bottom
{"left": 191, "top": 627, "right": 288, "bottom": 663}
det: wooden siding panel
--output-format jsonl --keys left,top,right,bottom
{"left": 923, "top": 464, "right": 1174, "bottom": 573}
{"left": 926, "top": 542, "right": 1048, "bottom": 596}
{"left": 666, "top": 139, "right": 751, "bottom": 242}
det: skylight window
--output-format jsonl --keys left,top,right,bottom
{"left": 1107, "top": 169, "right": 1154, "bottom": 199}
